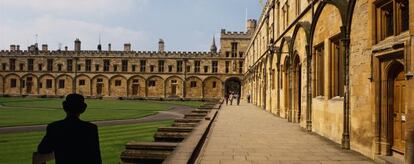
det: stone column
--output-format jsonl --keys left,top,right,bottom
{"left": 277, "top": 62, "right": 281, "bottom": 116}
{"left": 341, "top": 26, "right": 350, "bottom": 150}
{"left": 306, "top": 44, "right": 312, "bottom": 132}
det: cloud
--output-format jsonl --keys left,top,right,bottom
{"left": 0, "top": 16, "right": 147, "bottom": 51}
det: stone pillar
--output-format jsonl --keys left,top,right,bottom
{"left": 277, "top": 62, "right": 281, "bottom": 116}
{"left": 306, "top": 44, "right": 312, "bottom": 132}
{"left": 341, "top": 26, "right": 350, "bottom": 150}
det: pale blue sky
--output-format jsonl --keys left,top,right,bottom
{"left": 0, "top": 0, "right": 262, "bottom": 51}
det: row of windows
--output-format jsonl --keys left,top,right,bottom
{"left": 9, "top": 78, "right": 219, "bottom": 89}
{"left": 1, "top": 59, "right": 243, "bottom": 74}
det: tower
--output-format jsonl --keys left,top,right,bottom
{"left": 210, "top": 36, "right": 217, "bottom": 53}
{"left": 246, "top": 19, "right": 257, "bottom": 33}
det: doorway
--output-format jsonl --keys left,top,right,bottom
{"left": 293, "top": 55, "right": 301, "bottom": 123}
{"left": 388, "top": 63, "right": 406, "bottom": 155}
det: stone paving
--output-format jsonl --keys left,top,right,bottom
{"left": 197, "top": 102, "right": 375, "bottom": 164}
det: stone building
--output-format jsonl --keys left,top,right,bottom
{"left": 0, "top": 21, "right": 254, "bottom": 100}
{"left": 243, "top": 0, "right": 413, "bottom": 163}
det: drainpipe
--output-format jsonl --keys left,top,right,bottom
{"left": 341, "top": 26, "right": 350, "bottom": 150}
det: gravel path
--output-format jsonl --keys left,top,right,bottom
{"left": 0, "top": 106, "right": 194, "bottom": 134}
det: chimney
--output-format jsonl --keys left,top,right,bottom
{"left": 97, "top": 44, "right": 102, "bottom": 51}
{"left": 65, "top": 46, "right": 68, "bottom": 51}
{"left": 74, "top": 38, "right": 81, "bottom": 51}
{"left": 124, "top": 43, "right": 131, "bottom": 52}
{"left": 10, "top": 45, "right": 16, "bottom": 51}
{"left": 42, "top": 44, "right": 48, "bottom": 51}
{"left": 108, "top": 43, "right": 112, "bottom": 51}
{"left": 16, "top": 45, "right": 20, "bottom": 51}
{"left": 158, "top": 39, "right": 165, "bottom": 52}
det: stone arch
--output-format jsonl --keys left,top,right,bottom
{"left": 127, "top": 75, "right": 146, "bottom": 97}
{"left": 203, "top": 76, "right": 223, "bottom": 99}
{"left": 310, "top": 1, "right": 347, "bottom": 48}
{"left": 91, "top": 74, "right": 109, "bottom": 96}
{"left": 278, "top": 36, "right": 292, "bottom": 65}
{"left": 21, "top": 73, "right": 39, "bottom": 95}
{"left": 165, "top": 76, "right": 184, "bottom": 98}
{"left": 55, "top": 74, "right": 73, "bottom": 96}
{"left": 109, "top": 75, "right": 128, "bottom": 97}
{"left": 4, "top": 73, "right": 20, "bottom": 95}
{"left": 39, "top": 74, "right": 56, "bottom": 96}
{"left": 146, "top": 75, "right": 164, "bottom": 98}
{"left": 75, "top": 74, "right": 92, "bottom": 96}
{"left": 185, "top": 76, "right": 202, "bottom": 99}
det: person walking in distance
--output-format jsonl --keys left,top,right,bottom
{"left": 229, "top": 92, "right": 234, "bottom": 105}
{"left": 37, "top": 94, "right": 102, "bottom": 164}
{"left": 235, "top": 92, "right": 240, "bottom": 105}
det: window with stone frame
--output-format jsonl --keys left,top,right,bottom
{"left": 329, "top": 37, "right": 345, "bottom": 98}
{"left": 158, "top": 60, "right": 165, "bottom": 72}
{"left": 226, "top": 51, "right": 230, "bottom": 57}
{"left": 115, "top": 80, "right": 122, "bottom": 86}
{"left": 2, "top": 63, "right": 6, "bottom": 71}
{"left": 47, "top": 59, "right": 53, "bottom": 71}
{"left": 176, "top": 60, "right": 183, "bottom": 72}
{"left": 168, "top": 65, "right": 173, "bottom": 72}
{"left": 58, "top": 79, "right": 65, "bottom": 89}
{"left": 67, "top": 59, "right": 73, "bottom": 72}
{"left": 95, "top": 64, "right": 100, "bottom": 71}
{"left": 204, "top": 66, "right": 208, "bottom": 73}
{"left": 38, "top": 64, "right": 43, "bottom": 71}
{"left": 140, "top": 60, "right": 146, "bottom": 72}
{"left": 313, "top": 44, "right": 325, "bottom": 97}
{"left": 122, "top": 60, "right": 128, "bottom": 72}
{"left": 239, "top": 61, "right": 244, "bottom": 74}
{"left": 9, "top": 58, "right": 15, "bottom": 71}
{"left": 79, "top": 79, "right": 85, "bottom": 86}
{"left": 28, "top": 59, "right": 34, "bottom": 71}
{"left": 148, "top": 80, "right": 156, "bottom": 87}
{"left": 58, "top": 64, "right": 62, "bottom": 71}
{"left": 10, "top": 78, "right": 16, "bottom": 88}
{"left": 225, "top": 61, "right": 230, "bottom": 73}
{"left": 132, "top": 65, "right": 137, "bottom": 72}
{"left": 375, "top": 0, "right": 409, "bottom": 42}
{"left": 194, "top": 61, "right": 201, "bottom": 73}
{"left": 103, "top": 59, "right": 110, "bottom": 72}
{"left": 46, "top": 79, "right": 53, "bottom": 89}
{"left": 85, "top": 59, "right": 91, "bottom": 72}
{"left": 19, "top": 63, "right": 24, "bottom": 71}
{"left": 186, "top": 65, "right": 191, "bottom": 73}
{"left": 150, "top": 65, "right": 155, "bottom": 72}
{"left": 113, "top": 65, "right": 118, "bottom": 72}
{"left": 212, "top": 61, "right": 218, "bottom": 73}
{"left": 295, "top": 0, "right": 301, "bottom": 16}
{"left": 77, "top": 64, "right": 81, "bottom": 71}
{"left": 231, "top": 42, "right": 238, "bottom": 57}
{"left": 190, "top": 81, "right": 197, "bottom": 88}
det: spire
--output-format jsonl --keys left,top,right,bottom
{"left": 210, "top": 35, "right": 217, "bottom": 53}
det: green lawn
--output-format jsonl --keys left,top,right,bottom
{"left": 0, "top": 120, "right": 173, "bottom": 164}
{"left": 0, "top": 97, "right": 204, "bottom": 127}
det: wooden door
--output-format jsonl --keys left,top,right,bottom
{"left": 392, "top": 71, "right": 406, "bottom": 153}
{"left": 132, "top": 84, "right": 139, "bottom": 96}
{"left": 97, "top": 83, "right": 103, "bottom": 95}
{"left": 171, "top": 85, "right": 177, "bottom": 96}
{"left": 26, "top": 77, "right": 33, "bottom": 94}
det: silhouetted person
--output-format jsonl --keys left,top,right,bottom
{"left": 37, "top": 94, "right": 102, "bottom": 164}
{"left": 224, "top": 93, "right": 229, "bottom": 106}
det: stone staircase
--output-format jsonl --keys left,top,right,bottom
{"left": 120, "top": 101, "right": 222, "bottom": 164}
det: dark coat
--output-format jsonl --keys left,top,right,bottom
{"left": 38, "top": 116, "right": 102, "bottom": 164}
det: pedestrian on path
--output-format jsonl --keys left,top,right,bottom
{"left": 229, "top": 92, "right": 234, "bottom": 105}
{"left": 247, "top": 94, "right": 251, "bottom": 103}
{"left": 235, "top": 93, "right": 240, "bottom": 105}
